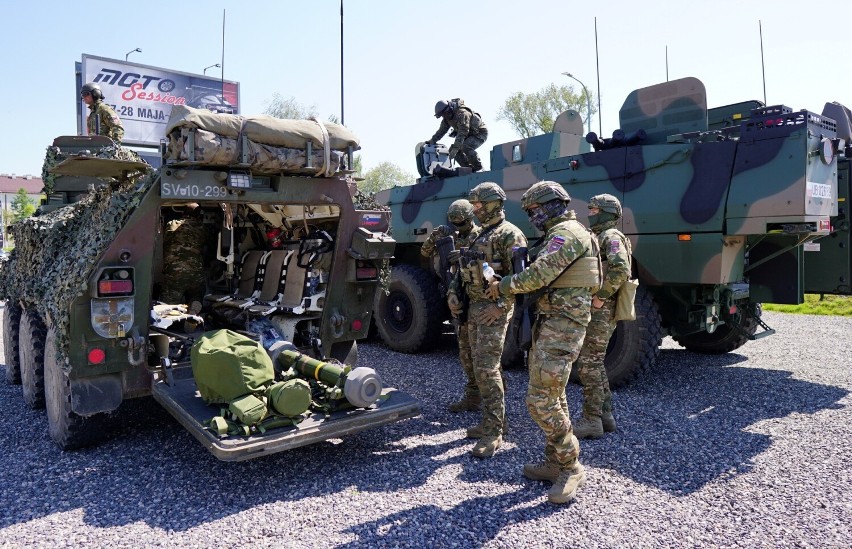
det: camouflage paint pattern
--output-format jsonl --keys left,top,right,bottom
{"left": 380, "top": 76, "right": 844, "bottom": 347}
{"left": 87, "top": 100, "right": 124, "bottom": 142}
{"left": 527, "top": 314, "right": 585, "bottom": 468}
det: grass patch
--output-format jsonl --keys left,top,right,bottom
{"left": 763, "top": 294, "right": 852, "bottom": 316}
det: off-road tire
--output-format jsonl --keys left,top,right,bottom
{"left": 44, "top": 326, "right": 107, "bottom": 450}
{"left": 3, "top": 303, "right": 22, "bottom": 384}
{"left": 673, "top": 303, "right": 760, "bottom": 354}
{"left": 374, "top": 264, "right": 443, "bottom": 353}
{"left": 19, "top": 308, "right": 47, "bottom": 409}
{"left": 573, "top": 285, "right": 663, "bottom": 388}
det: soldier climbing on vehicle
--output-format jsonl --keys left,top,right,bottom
{"left": 80, "top": 82, "right": 124, "bottom": 143}
{"left": 426, "top": 98, "right": 488, "bottom": 172}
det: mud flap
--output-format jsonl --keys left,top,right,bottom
{"left": 70, "top": 374, "right": 123, "bottom": 416}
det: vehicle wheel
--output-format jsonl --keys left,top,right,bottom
{"left": 573, "top": 284, "right": 662, "bottom": 388}
{"left": 673, "top": 303, "right": 760, "bottom": 354}
{"left": 44, "top": 326, "right": 106, "bottom": 450}
{"left": 19, "top": 307, "right": 47, "bottom": 409}
{"left": 374, "top": 264, "right": 443, "bottom": 353}
{"left": 3, "top": 302, "right": 22, "bottom": 384}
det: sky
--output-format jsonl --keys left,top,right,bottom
{"left": 0, "top": 0, "right": 848, "bottom": 179}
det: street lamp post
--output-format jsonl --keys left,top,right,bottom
{"left": 125, "top": 48, "right": 141, "bottom": 61}
{"left": 562, "top": 72, "right": 591, "bottom": 134}
{"left": 204, "top": 63, "right": 221, "bottom": 75}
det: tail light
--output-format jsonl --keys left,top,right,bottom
{"left": 356, "top": 260, "right": 378, "bottom": 280}
{"left": 97, "top": 268, "right": 135, "bottom": 297}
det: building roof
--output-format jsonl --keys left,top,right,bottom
{"left": 0, "top": 174, "right": 44, "bottom": 194}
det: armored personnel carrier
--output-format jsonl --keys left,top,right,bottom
{"left": 375, "top": 77, "right": 850, "bottom": 386}
{"left": 1, "top": 117, "right": 418, "bottom": 461}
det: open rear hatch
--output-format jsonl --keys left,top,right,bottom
{"left": 152, "top": 366, "right": 419, "bottom": 462}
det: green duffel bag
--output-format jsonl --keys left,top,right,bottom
{"left": 266, "top": 379, "right": 312, "bottom": 417}
{"left": 191, "top": 329, "right": 275, "bottom": 404}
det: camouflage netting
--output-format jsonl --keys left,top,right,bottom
{"left": 0, "top": 169, "right": 157, "bottom": 369}
{"left": 41, "top": 142, "right": 145, "bottom": 195}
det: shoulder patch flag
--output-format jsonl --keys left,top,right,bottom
{"left": 547, "top": 235, "right": 566, "bottom": 253}
{"left": 610, "top": 239, "right": 621, "bottom": 254}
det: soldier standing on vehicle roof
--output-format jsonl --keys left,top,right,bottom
{"left": 572, "top": 194, "right": 632, "bottom": 439}
{"left": 426, "top": 99, "right": 488, "bottom": 172}
{"left": 421, "top": 200, "right": 483, "bottom": 413}
{"left": 485, "top": 181, "right": 600, "bottom": 503}
{"left": 450, "top": 182, "right": 526, "bottom": 458}
{"left": 80, "top": 82, "right": 124, "bottom": 143}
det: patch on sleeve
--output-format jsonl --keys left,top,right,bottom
{"left": 610, "top": 239, "right": 621, "bottom": 254}
{"left": 547, "top": 235, "right": 566, "bottom": 253}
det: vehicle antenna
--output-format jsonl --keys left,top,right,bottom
{"left": 594, "top": 17, "right": 602, "bottom": 136}
{"left": 759, "top": 20, "right": 767, "bottom": 105}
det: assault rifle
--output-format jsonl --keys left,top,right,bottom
{"left": 509, "top": 247, "right": 535, "bottom": 352}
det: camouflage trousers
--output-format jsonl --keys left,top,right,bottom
{"left": 457, "top": 321, "right": 479, "bottom": 400}
{"left": 456, "top": 132, "right": 487, "bottom": 171}
{"left": 576, "top": 300, "right": 616, "bottom": 418}
{"left": 527, "top": 314, "right": 587, "bottom": 469}
{"left": 467, "top": 300, "right": 512, "bottom": 436}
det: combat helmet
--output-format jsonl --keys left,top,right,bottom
{"left": 588, "top": 193, "right": 623, "bottom": 218}
{"left": 521, "top": 181, "right": 571, "bottom": 211}
{"left": 434, "top": 100, "right": 452, "bottom": 118}
{"left": 447, "top": 199, "right": 474, "bottom": 224}
{"left": 468, "top": 182, "right": 506, "bottom": 203}
{"left": 80, "top": 82, "right": 104, "bottom": 100}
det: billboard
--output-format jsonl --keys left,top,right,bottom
{"left": 79, "top": 54, "right": 240, "bottom": 147}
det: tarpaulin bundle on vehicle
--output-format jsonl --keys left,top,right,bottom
{"left": 163, "top": 104, "right": 360, "bottom": 176}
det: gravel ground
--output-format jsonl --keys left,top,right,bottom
{"left": 0, "top": 306, "right": 850, "bottom": 548}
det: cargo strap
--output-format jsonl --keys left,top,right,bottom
{"left": 310, "top": 116, "right": 333, "bottom": 177}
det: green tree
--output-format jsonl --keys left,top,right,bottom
{"left": 263, "top": 94, "right": 319, "bottom": 119}
{"left": 358, "top": 162, "right": 415, "bottom": 194}
{"left": 497, "top": 83, "right": 596, "bottom": 138}
{"left": 10, "top": 188, "right": 36, "bottom": 223}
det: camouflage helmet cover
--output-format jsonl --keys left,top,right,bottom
{"left": 521, "top": 181, "right": 571, "bottom": 211}
{"left": 81, "top": 82, "right": 104, "bottom": 100}
{"left": 588, "top": 193, "right": 623, "bottom": 217}
{"left": 447, "top": 199, "right": 474, "bottom": 223}
{"left": 468, "top": 182, "right": 506, "bottom": 203}
{"left": 434, "top": 100, "right": 450, "bottom": 118}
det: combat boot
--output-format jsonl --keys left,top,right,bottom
{"left": 523, "top": 460, "right": 560, "bottom": 482}
{"left": 448, "top": 395, "right": 481, "bottom": 413}
{"left": 466, "top": 419, "right": 508, "bottom": 439}
{"left": 471, "top": 435, "right": 502, "bottom": 458}
{"left": 573, "top": 415, "right": 604, "bottom": 440}
{"left": 466, "top": 423, "right": 486, "bottom": 439}
{"left": 547, "top": 463, "right": 586, "bottom": 504}
{"left": 602, "top": 412, "right": 617, "bottom": 433}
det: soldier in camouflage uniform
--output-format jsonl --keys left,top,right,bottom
{"left": 81, "top": 82, "right": 125, "bottom": 143}
{"left": 486, "top": 181, "right": 600, "bottom": 503}
{"left": 450, "top": 182, "right": 525, "bottom": 458}
{"left": 160, "top": 204, "right": 207, "bottom": 311}
{"left": 421, "top": 200, "right": 483, "bottom": 413}
{"left": 426, "top": 99, "right": 488, "bottom": 172}
{"left": 573, "top": 194, "right": 632, "bottom": 439}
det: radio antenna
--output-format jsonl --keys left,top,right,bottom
{"left": 759, "top": 20, "right": 767, "bottom": 105}
{"left": 221, "top": 9, "right": 226, "bottom": 88}
{"left": 594, "top": 17, "right": 602, "bottom": 135}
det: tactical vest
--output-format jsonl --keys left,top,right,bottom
{"left": 546, "top": 221, "right": 602, "bottom": 290}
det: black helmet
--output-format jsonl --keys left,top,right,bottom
{"left": 434, "top": 100, "right": 451, "bottom": 118}
{"left": 80, "top": 82, "right": 104, "bottom": 100}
